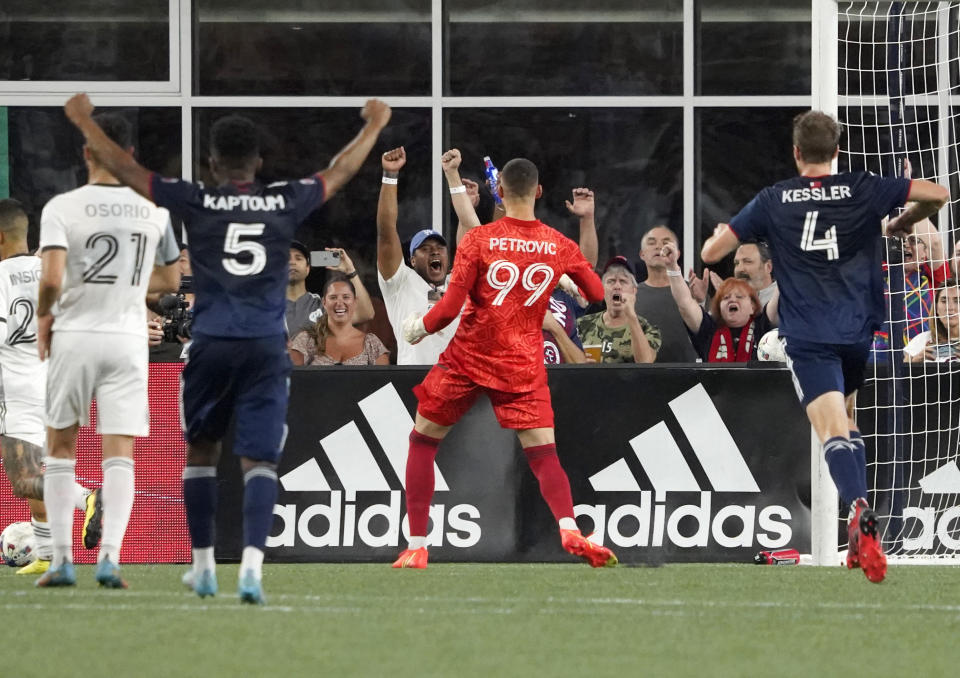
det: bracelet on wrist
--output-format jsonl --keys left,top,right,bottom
{"left": 344, "top": 270, "right": 358, "bottom": 279}
{"left": 666, "top": 269, "right": 683, "bottom": 278}
{"left": 449, "top": 185, "right": 467, "bottom": 195}
{"left": 381, "top": 176, "right": 398, "bottom": 185}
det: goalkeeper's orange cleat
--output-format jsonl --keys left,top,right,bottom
{"left": 560, "top": 529, "right": 618, "bottom": 568}
{"left": 392, "top": 547, "right": 428, "bottom": 569}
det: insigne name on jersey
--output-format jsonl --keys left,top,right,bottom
{"left": 8, "top": 269, "right": 40, "bottom": 286}
{"left": 780, "top": 185, "right": 852, "bottom": 203}
{"left": 201, "top": 194, "right": 287, "bottom": 211}
{"left": 488, "top": 237, "right": 558, "bottom": 254}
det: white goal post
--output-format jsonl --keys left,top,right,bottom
{"left": 811, "top": 0, "right": 960, "bottom": 566}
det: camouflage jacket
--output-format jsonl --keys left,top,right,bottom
{"left": 576, "top": 311, "right": 661, "bottom": 363}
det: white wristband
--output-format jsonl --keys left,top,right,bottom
{"left": 449, "top": 185, "right": 467, "bottom": 194}
{"left": 667, "top": 269, "right": 683, "bottom": 278}
{"left": 381, "top": 176, "right": 398, "bottom": 185}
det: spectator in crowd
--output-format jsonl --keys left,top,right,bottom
{"left": 734, "top": 240, "right": 778, "bottom": 306}
{"left": 904, "top": 281, "right": 960, "bottom": 363}
{"left": 871, "top": 232, "right": 935, "bottom": 356}
{"left": 662, "top": 242, "right": 778, "bottom": 362}
{"left": 289, "top": 272, "right": 389, "bottom": 366}
{"left": 633, "top": 225, "right": 698, "bottom": 362}
{"left": 577, "top": 256, "right": 660, "bottom": 363}
{"left": 285, "top": 241, "right": 373, "bottom": 337}
{"left": 377, "top": 147, "right": 473, "bottom": 365}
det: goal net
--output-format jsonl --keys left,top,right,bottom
{"left": 835, "top": 0, "right": 960, "bottom": 563}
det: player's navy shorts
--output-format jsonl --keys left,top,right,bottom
{"left": 181, "top": 332, "right": 291, "bottom": 461}
{"left": 782, "top": 336, "right": 872, "bottom": 408}
{"left": 414, "top": 363, "right": 554, "bottom": 430}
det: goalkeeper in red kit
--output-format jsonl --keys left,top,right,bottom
{"left": 394, "top": 158, "right": 617, "bottom": 569}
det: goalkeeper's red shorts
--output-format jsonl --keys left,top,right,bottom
{"left": 414, "top": 363, "right": 554, "bottom": 430}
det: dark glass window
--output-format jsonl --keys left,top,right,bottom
{"left": 696, "top": 107, "right": 804, "bottom": 276}
{"left": 7, "top": 107, "right": 181, "bottom": 250}
{"left": 195, "top": 1, "right": 431, "bottom": 96}
{"left": 193, "top": 107, "right": 432, "bottom": 285}
{"left": 697, "top": 1, "right": 810, "bottom": 96}
{"left": 0, "top": 2, "right": 169, "bottom": 81}
{"left": 445, "top": 107, "right": 683, "bottom": 264}
{"left": 445, "top": 1, "right": 683, "bottom": 96}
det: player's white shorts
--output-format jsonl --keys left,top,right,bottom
{"left": 46, "top": 331, "right": 149, "bottom": 436}
{"left": 0, "top": 400, "right": 45, "bottom": 448}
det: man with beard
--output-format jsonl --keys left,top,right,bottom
{"left": 734, "top": 240, "right": 778, "bottom": 307}
{"left": 376, "top": 146, "right": 461, "bottom": 365}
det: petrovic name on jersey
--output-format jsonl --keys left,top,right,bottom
{"left": 488, "top": 237, "right": 559, "bottom": 255}
{"left": 781, "top": 184, "right": 852, "bottom": 203}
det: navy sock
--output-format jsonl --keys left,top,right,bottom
{"left": 243, "top": 467, "right": 278, "bottom": 550}
{"left": 823, "top": 437, "right": 863, "bottom": 508}
{"left": 849, "top": 431, "right": 868, "bottom": 500}
{"left": 182, "top": 467, "right": 217, "bottom": 548}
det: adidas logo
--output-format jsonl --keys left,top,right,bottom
{"left": 589, "top": 384, "right": 760, "bottom": 493}
{"left": 576, "top": 384, "right": 792, "bottom": 551}
{"left": 900, "top": 462, "right": 960, "bottom": 552}
{"left": 268, "top": 384, "right": 481, "bottom": 550}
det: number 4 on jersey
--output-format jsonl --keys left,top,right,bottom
{"left": 800, "top": 210, "right": 839, "bottom": 260}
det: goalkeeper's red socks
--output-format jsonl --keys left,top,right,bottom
{"left": 405, "top": 430, "right": 441, "bottom": 536}
{"left": 523, "top": 443, "right": 576, "bottom": 522}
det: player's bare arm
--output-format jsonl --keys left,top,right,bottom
{"left": 376, "top": 146, "right": 406, "bottom": 279}
{"left": 64, "top": 93, "right": 153, "bottom": 200}
{"left": 443, "top": 149, "right": 482, "bottom": 243}
{"left": 319, "top": 98, "right": 392, "bottom": 200}
{"left": 36, "top": 247, "right": 66, "bottom": 361}
{"left": 1, "top": 436, "right": 45, "bottom": 501}
{"left": 885, "top": 180, "right": 949, "bottom": 237}
{"left": 662, "top": 242, "right": 703, "bottom": 331}
{"left": 701, "top": 222, "right": 740, "bottom": 265}
{"left": 566, "top": 188, "right": 598, "bottom": 268}
{"left": 147, "top": 262, "right": 181, "bottom": 296}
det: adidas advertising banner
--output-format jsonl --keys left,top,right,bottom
{"left": 214, "top": 366, "right": 812, "bottom": 564}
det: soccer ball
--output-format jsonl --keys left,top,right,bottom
{"left": 756, "top": 329, "right": 786, "bottom": 362}
{"left": 0, "top": 522, "right": 36, "bottom": 567}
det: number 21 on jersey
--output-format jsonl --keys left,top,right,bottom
{"left": 486, "top": 260, "right": 555, "bottom": 306}
{"left": 800, "top": 210, "right": 839, "bottom": 260}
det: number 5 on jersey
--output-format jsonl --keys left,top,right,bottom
{"left": 800, "top": 210, "right": 839, "bottom": 260}
{"left": 223, "top": 223, "right": 266, "bottom": 276}
{"left": 486, "top": 260, "right": 555, "bottom": 306}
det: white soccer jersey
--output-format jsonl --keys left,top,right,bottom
{"left": 0, "top": 254, "right": 46, "bottom": 418}
{"left": 39, "top": 184, "right": 179, "bottom": 337}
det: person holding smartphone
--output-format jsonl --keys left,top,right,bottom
{"left": 285, "top": 241, "right": 374, "bottom": 337}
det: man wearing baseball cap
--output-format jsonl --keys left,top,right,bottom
{"left": 285, "top": 240, "right": 374, "bottom": 337}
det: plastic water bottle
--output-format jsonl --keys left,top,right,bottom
{"left": 483, "top": 156, "right": 502, "bottom": 205}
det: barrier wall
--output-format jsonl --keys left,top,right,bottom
{"left": 1, "top": 363, "right": 813, "bottom": 565}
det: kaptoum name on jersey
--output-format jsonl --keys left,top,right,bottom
{"left": 781, "top": 185, "right": 852, "bottom": 203}
{"left": 201, "top": 194, "right": 286, "bottom": 212}
{"left": 488, "top": 237, "right": 558, "bottom": 255}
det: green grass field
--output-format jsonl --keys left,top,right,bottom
{"left": 3, "top": 563, "right": 959, "bottom": 677}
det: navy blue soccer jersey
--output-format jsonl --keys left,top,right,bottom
{"left": 729, "top": 172, "right": 911, "bottom": 344}
{"left": 149, "top": 173, "right": 326, "bottom": 338}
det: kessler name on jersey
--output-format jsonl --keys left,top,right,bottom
{"left": 488, "top": 237, "right": 558, "bottom": 255}
{"left": 781, "top": 185, "right": 852, "bottom": 203}
{"left": 202, "top": 194, "right": 287, "bottom": 211}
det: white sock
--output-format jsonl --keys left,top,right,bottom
{"left": 239, "top": 546, "right": 264, "bottom": 580}
{"left": 99, "top": 457, "right": 134, "bottom": 564}
{"left": 192, "top": 546, "right": 215, "bottom": 574}
{"left": 74, "top": 483, "right": 92, "bottom": 511}
{"left": 43, "top": 457, "right": 76, "bottom": 568}
{"left": 558, "top": 517, "right": 578, "bottom": 531}
{"left": 407, "top": 536, "right": 427, "bottom": 550}
{"left": 31, "top": 519, "right": 53, "bottom": 561}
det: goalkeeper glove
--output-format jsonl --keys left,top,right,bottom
{"left": 402, "top": 314, "right": 429, "bottom": 345}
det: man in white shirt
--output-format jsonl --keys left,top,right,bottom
{"left": 376, "top": 147, "right": 475, "bottom": 365}
{"left": 35, "top": 110, "right": 180, "bottom": 589}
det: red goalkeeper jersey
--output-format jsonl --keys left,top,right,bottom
{"left": 423, "top": 216, "right": 603, "bottom": 392}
